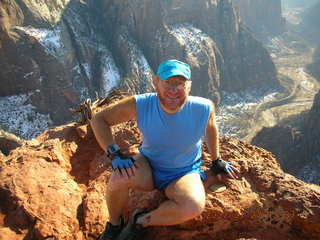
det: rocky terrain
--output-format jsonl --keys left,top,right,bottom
{"left": 0, "top": 0, "right": 279, "bottom": 125}
{"left": 1, "top": 2, "right": 320, "bottom": 238}
{"left": 0, "top": 95, "right": 320, "bottom": 240}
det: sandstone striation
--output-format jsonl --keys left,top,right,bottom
{"left": 0, "top": 96, "right": 319, "bottom": 240}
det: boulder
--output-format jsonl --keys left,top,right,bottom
{"left": 0, "top": 129, "right": 24, "bottom": 155}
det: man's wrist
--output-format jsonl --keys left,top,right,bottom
{"left": 211, "top": 157, "right": 226, "bottom": 175}
{"left": 107, "top": 143, "right": 121, "bottom": 159}
{"left": 213, "top": 156, "right": 221, "bottom": 161}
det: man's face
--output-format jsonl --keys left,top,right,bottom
{"left": 154, "top": 75, "right": 192, "bottom": 114}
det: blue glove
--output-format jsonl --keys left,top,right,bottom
{"left": 111, "top": 155, "right": 135, "bottom": 170}
{"left": 211, "top": 158, "right": 234, "bottom": 175}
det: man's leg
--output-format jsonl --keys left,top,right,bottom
{"left": 107, "top": 154, "right": 154, "bottom": 225}
{"left": 137, "top": 172, "right": 206, "bottom": 226}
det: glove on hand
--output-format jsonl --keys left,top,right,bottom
{"left": 111, "top": 154, "right": 135, "bottom": 170}
{"left": 211, "top": 158, "right": 234, "bottom": 175}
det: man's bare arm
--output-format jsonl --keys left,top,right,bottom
{"left": 205, "top": 102, "right": 239, "bottom": 179}
{"left": 205, "top": 102, "right": 220, "bottom": 160}
{"left": 90, "top": 96, "right": 136, "bottom": 152}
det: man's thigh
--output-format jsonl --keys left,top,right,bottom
{"left": 165, "top": 172, "right": 205, "bottom": 204}
{"left": 129, "top": 153, "right": 154, "bottom": 191}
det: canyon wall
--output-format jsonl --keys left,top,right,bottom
{"left": 232, "top": 0, "right": 285, "bottom": 36}
{"left": 303, "top": 1, "right": 320, "bottom": 81}
{"left": 282, "top": 0, "right": 319, "bottom": 8}
{"left": 0, "top": 0, "right": 279, "bottom": 124}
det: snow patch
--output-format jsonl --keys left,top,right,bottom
{"left": 15, "top": 25, "right": 64, "bottom": 58}
{"left": 217, "top": 88, "right": 278, "bottom": 138}
{"left": 100, "top": 54, "right": 121, "bottom": 97}
{"left": 23, "top": 72, "right": 34, "bottom": 79}
{"left": 0, "top": 94, "right": 52, "bottom": 140}
{"left": 119, "top": 33, "right": 153, "bottom": 92}
{"left": 169, "top": 23, "right": 211, "bottom": 59}
{"left": 82, "top": 63, "right": 91, "bottom": 78}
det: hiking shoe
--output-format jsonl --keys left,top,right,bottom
{"left": 116, "top": 208, "right": 148, "bottom": 240}
{"left": 98, "top": 217, "right": 124, "bottom": 240}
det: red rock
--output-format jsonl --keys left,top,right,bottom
{"left": 0, "top": 108, "right": 319, "bottom": 239}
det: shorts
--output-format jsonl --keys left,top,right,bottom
{"left": 150, "top": 159, "right": 206, "bottom": 191}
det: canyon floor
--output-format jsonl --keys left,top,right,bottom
{"left": 220, "top": 7, "right": 320, "bottom": 143}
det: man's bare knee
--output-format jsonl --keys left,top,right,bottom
{"left": 108, "top": 171, "right": 130, "bottom": 192}
{"left": 182, "top": 197, "right": 206, "bottom": 219}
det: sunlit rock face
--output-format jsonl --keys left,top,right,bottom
{"left": 252, "top": 90, "right": 320, "bottom": 184}
{"left": 232, "top": 0, "right": 285, "bottom": 36}
{"left": 0, "top": 0, "right": 279, "bottom": 124}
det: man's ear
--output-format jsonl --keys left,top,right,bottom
{"left": 186, "top": 80, "right": 192, "bottom": 92}
{"left": 152, "top": 75, "right": 159, "bottom": 89}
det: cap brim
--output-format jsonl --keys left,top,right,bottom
{"left": 159, "top": 69, "right": 189, "bottom": 80}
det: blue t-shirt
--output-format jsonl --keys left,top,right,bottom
{"left": 134, "top": 93, "right": 212, "bottom": 169}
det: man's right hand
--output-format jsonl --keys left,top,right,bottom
{"left": 111, "top": 155, "right": 136, "bottom": 178}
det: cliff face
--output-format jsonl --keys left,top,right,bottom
{"left": 0, "top": 0, "right": 279, "bottom": 124}
{"left": 0, "top": 95, "right": 319, "bottom": 240}
{"left": 300, "top": 0, "right": 320, "bottom": 43}
{"left": 307, "top": 47, "right": 320, "bottom": 82}
{"left": 304, "top": 1, "right": 320, "bottom": 81}
{"left": 252, "top": 90, "right": 320, "bottom": 184}
{"left": 282, "top": 0, "right": 319, "bottom": 8}
{"left": 232, "top": 0, "right": 285, "bottom": 36}
{"left": 0, "top": 0, "right": 106, "bottom": 123}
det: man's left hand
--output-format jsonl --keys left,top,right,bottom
{"left": 211, "top": 158, "right": 239, "bottom": 179}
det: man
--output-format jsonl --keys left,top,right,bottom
{"left": 90, "top": 59, "right": 237, "bottom": 240}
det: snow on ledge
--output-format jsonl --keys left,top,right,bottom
{"left": 0, "top": 93, "right": 52, "bottom": 140}
{"left": 15, "top": 25, "right": 64, "bottom": 58}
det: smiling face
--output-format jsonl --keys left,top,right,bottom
{"left": 153, "top": 75, "right": 192, "bottom": 114}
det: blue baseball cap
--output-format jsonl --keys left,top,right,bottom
{"left": 156, "top": 59, "right": 191, "bottom": 81}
